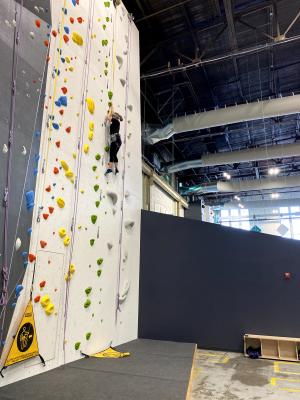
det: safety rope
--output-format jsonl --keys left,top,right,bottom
{"left": 0, "top": 0, "right": 24, "bottom": 344}
{"left": 115, "top": 14, "right": 133, "bottom": 323}
{"left": 62, "top": 0, "right": 96, "bottom": 363}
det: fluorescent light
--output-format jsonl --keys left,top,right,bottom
{"left": 234, "top": 195, "right": 241, "bottom": 201}
{"left": 268, "top": 167, "right": 280, "bottom": 176}
{"left": 223, "top": 172, "right": 231, "bottom": 180}
{"left": 271, "top": 193, "right": 280, "bottom": 199}
{"left": 238, "top": 203, "right": 244, "bottom": 208}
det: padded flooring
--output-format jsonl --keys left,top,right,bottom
{"left": 0, "top": 339, "right": 195, "bottom": 400}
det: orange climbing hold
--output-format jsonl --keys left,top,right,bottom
{"left": 70, "top": 17, "right": 74, "bottom": 24}
{"left": 45, "top": 185, "right": 51, "bottom": 192}
{"left": 49, "top": 206, "right": 54, "bottom": 214}
{"left": 34, "top": 295, "right": 41, "bottom": 303}
{"left": 53, "top": 167, "right": 59, "bottom": 174}
{"left": 52, "top": 30, "right": 57, "bottom": 37}
{"left": 59, "top": 110, "right": 64, "bottom": 116}
{"left": 39, "top": 281, "right": 46, "bottom": 289}
{"left": 43, "top": 213, "right": 49, "bottom": 220}
{"left": 35, "top": 19, "right": 41, "bottom": 28}
{"left": 61, "top": 87, "right": 68, "bottom": 94}
{"left": 44, "top": 40, "right": 49, "bottom": 47}
{"left": 40, "top": 240, "right": 47, "bottom": 248}
{"left": 77, "top": 17, "right": 83, "bottom": 23}
{"left": 63, "top": 35, "right": 69, "bottom": 44}
{"left": 66, "top": 126, "right": 71, "bottom": 133}
{"left": 28, "top": 253, "right": 36, "bottom": 262}
{"left": 55, "top": 141, "right": 61, "bottom": 148}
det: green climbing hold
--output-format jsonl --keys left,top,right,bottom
{"left": 102, "top": 39, "right": 108, "bottom": 46}
{"left": 75, "top": 342, "right": 81, "bottom": 350}
{"left": 95, "top": 153, "right": 101, "bottom": 161}
{"left": 90, "top": 239, "right": 95, "bottom": 246}
{"left": 102, "top": 24, "right": 106, "bottom": 30}
{"left": 106, "top": 17, "right": 110, "bottom": 22}
{"left": 105, "top": 61, "right": 108, "bottom": 68}
{"left": 84, "top": 299, "right": 91, "bottom": 308}
{"left": 97, "top": 270, "right": 102, "bottom": 277}
{"left": 86, "top": 332, "right": 92, "bottom": 340}
{"left": 97, "top": 258, "right": 103, "bottom": 266}
{"left": 85, "top": 287, "right": 92, "bottom": 295}
{"left": 108, "top": 101, "right": 113, "bottom": 107}
{"left": 92, "top": 165, "right": 97, "bottom": 172}
{"left": 95, "top": 201, "right": 100, "bottom": 208}
{"left": 104, "top": 69, "right": 108, "bottom": 76}
{"left": 104, "top": 1, "right": 110, "bottom": 7}
{"left": 104, "top": 146, "right": 110, "bottom": 152}
{"left": 108, "top": 91, "right": 113, "bottom": 100}
{"left": 91, "top": 215, "right": 97, "bottom": 224}
{"left": 94, "top": 184, "right": 99, "bottom": 192}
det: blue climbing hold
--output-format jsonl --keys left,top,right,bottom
{"left": 59, "top": 96, "right": 67, "bottom": 107}
{"left": 15, "top": 285, "right": 23, "bottom": 298}
{"left": 27, "top": 227, "right": 32, "bottom": 235}
{"left": 35, "top": 130, "right": 41, "bottom": 137}
{"left": 72, "top": 0, "right": 76, "bottom": 6}
{"left": 12, "top": 302, "right": 16, "bottom": 308}
{"left": 25, "top": 190, "right": 35, "bottom": 210}
{"left": 52, "top": 123, "right": 59, "bottom": 130}
{"left": 61, "top": 57, "right": 65, "bottom": 63}
{"left": 34, "top": 168, "right": 38, "bottom": 176}
{"left": 22, "top": 251, "right": 28, "bottom": 268}
{"left": 34, "top": 154, "right": 40, "bottom": 162}
{"left": 64, "top": 26, "right": 70, "bottom": 34}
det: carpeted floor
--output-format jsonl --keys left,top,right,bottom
{"left": 0, "top": 339, "right": 195, "bottom": 400}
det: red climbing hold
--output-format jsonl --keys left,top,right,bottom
{"left": 61, "top": 87, "right": 68, "bottom": 94}
{"left": 34, "top": 295, "right": 41, "bottom": 303}
{"left": 45, "top": 185, "right": 51, "bottom": 192}
{"left": 44, "top": 40, "right": 49, "bottom": 47}
{"left": 49, "top": 206, "right": 54, "bottom": 214}
{"left": 59, "top": 110, "right": 64, "bottom": 115}
{"left": 77, "top": 17, "right": 83, "bottom": 23}
{"left": 39, "top": 281, "right": 46, "bottom": 288}
{"left": 43, "top": 213, "right": 49, "bottom": 220}
{"left": 40, "top": 240, "right": 47, "bottom": 248}
{"left": 35, "top": 19, "right": 41, "bottom": 28}
{"left": 70, "top": 17, "right": 74, "bottom": 24}
{"left": 56, "top": 141, "right": 61, "bottom": 148}
{"left": 53, "top": 167, "right": 59, "bottom": 174}
{"left": 63, "top": 35, "right": 69, "bottom": 43}
{"left": 65, "top": 126, "right": 71, "bottom": 133}
{"left": 52, "top": 30, "right": 57, "bottom": 37}
{"left": 28, "top": 253, "right": 36, "bottom": 262}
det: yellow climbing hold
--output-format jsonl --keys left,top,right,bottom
{"left": 69, "top": 67, "right": 74, "bottom": 72}
{"left": 61, "top": 160, "right": 69, "bottom": 170}
{"left": 86, "top": 98, "right": 95, "bottom": 114}
{"left": 72, "top": 32, "right": 83, "bottom": 46}
{"left": 72, "top": 153, "right": 77, "bottom": 159}
{"left": 89, "top": 122, "right": 94, "bottom": 131}
{"left": 57, "top": 197, "right": 65, "bottom": 208}
{"left": 65, "top": 170, "right": 74, "bottom": 178}
{"left": 41, "top": 295, "right": 50, "bottom": 308}
{"left": 65, "top": 57, "right": 70, "bottom": 63}
{"left": 71, "top": 177, "right": 74, "bottom": 184}
{"left": 59, "top": 228, "right": 66, "bottom": 238}
{"left": 84, "top": 144, "right": 89, "bottom": 154}
{"left": 78, "top": 225, "right": 82, "bottom": 229}
{"left": 80, "top": 189, "right": 84, "bottom": 194}
{"left": 65, "top": 264, "right": 76, "bottom": 281}
{"left": 64, "top": 236, "right": 71, "bottom": 246}
{"left": 45, "top": 303, "right": 54, "bottom": 315}
{"left": 88, "top": 131, "right": 94, "bottom": 141}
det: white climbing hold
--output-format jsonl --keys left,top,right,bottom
{"left": 125, "top": 221, "right": 135, "bottom": 230}
{"left": 21, "top": 146, "right": 27, "bottom": 155}
{"left": 116, "top": 55, "right": 123, "bottom": 69}
{"left": 15, "top": 238, "right": 21, "bottom": 251}
{"left": 107, "top": 242, "right": 113, "bottom": 250}
{"left": 119, "top": 280, "right": 130, "bottom": 303}
{"left": 12, "top": 19, "right": 16, "bottom": 27}
{"left": 2, "top": 144, "right": 8, "bottom": 154}
{"left": 5, "top": 20, "right": 11, "bottom": 28}
{"left": 34, "top": 6, "right": 40, "bottom": 13}
{"left": 106, "top": 191, "right": 118, "bottom": 205}
{"left": 30, "top": 31, "right": 35, "bottom": 39}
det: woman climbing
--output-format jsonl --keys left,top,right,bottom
{"left": 105, "top": 105, "right": 123, "bottom": 176}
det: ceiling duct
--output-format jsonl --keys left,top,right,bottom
{"left": 183, "top": 175, "right": 300, "bottom": 195}
{"left": 146, "top": 94, "right": 300, "bottom": 145}
{"left": 166, "top": 142, "right": 300, "bottom": 173}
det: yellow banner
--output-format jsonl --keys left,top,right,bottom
{"left": 5, "top": 301, "right": 39, "bottom": 367}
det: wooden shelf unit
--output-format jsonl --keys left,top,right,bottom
{"left": 244, "top": 334, "right": 300, "bottom": 362}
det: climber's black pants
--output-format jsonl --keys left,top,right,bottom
{"left": 110, "top": 142, "right": 121, "bottom": 163}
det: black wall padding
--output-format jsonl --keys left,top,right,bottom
{"left": 139, "top": 210, "right": 300, "bottom": 352}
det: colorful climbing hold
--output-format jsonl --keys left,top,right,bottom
{"left": 84, "top": 299, "right": 91, "bottom": 308}
{"left": 49, "top": 206, "right": 54, "bottom": 214}
{"left": 90, "top": 239, "right": 95, "bottom": 246}
{"left": 39, "top": 281, "right": 46, "bottom": 289}
{"left": 72, "top": 32, "right": 83, "bottom": 46}
{"left": 53, "top": 167, "right": 59, "bottom": 174}
{"left": 43, "top": 213, "right": 49, "bottom": 220}
{"left": 86, "top": 98, "right": 95, "bottom": 114}
{"left": 28, "top": 253, "right": 36, "bottom": 262}
{"left": 91, "top": 215, "right": 97, "bottom": 224}
{"left": 95, "top": 153, "right": 101, "bottom": 161}
{"left": 85, "top": 287, "right": 92, "bottom": 295}
{"left": 57, "top": 197, "right": 65, "bottom": 208}
{"left": 86, "top": 332, "right": 92, "bottom": 340}
{"left": 94, "top": 185, "right": 99, "bottom": 192}
{"left": 61, "top": 160, "right": 69, "bottom": 170}
{"left": 45, "top": 303, "right": 55, "bottom": 315}
{"left": 25, "top": 190, "right": 35, "bottom": 210}
{"left": 35, "top": 19, "right": 41, "bottom": 28}
{"left": 59, "top": 228, "right": 66, "bottom": 238}
{"left": 75, "top": 342, "right": 81, "bottom": 350}
{"left": 34, "top": 295, "right": 41, "bottom": 303}
{"left": 97, "top": 270, "right": 102, "bottom": 277}
{"left": 95, "top": 201, "right": 100, "bottom": 208}
{"left": 66, "top": 126, "right": 71, "bottom": 133}
{"left": 64, "top": 236, "right": 71, "bottom": 246}
{"left": 40, "top": 240, "right": 47, "bottom": 248}
{"left": 83, "top": 144, "right": 89, "bottom": 153}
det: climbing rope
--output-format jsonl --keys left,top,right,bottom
{"left": 115, "top": 14, "right": 133, "bottom": 322}
{"left": 62, "top": 0, "right": 96, "bottom": 363}
{"left": 0, "top": 0, "right": 24, "bottom": 344}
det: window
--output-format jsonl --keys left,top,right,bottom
{"left": 219, "top": 208, "right": 250, "bottom": 231}
{"left": 279, "top": 207, "right": 289, "bottom": 214}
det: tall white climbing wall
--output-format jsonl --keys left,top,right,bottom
{"left": 0, "top": 0, "right": 141, "bottom": 386}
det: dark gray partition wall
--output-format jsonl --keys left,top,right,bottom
{"left": 139, "top": 210, "right": 300, "bottom": 352}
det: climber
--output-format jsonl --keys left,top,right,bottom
{"left": 105, "top": 106, "right": 123, "bottom": 176}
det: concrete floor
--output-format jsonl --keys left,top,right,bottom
{"left": 191, "top": 349, "right": 300, "bottom": 399}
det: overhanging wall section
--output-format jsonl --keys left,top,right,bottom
{"left": 139, "top": 211, "right": 300, "bottom": 352}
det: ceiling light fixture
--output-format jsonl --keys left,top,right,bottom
{"left": 223, "top": 172, "right": 231, "bottom": 180}
{"left": 268, "top": 167, "right": 280, "bottom": 176}
{"left": 271, "top": 193, "right": 280, "bottom": 199}
{"left": 234, "top": 195, "right": 241, "bottom": 201}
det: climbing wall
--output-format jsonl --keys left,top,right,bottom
{"left": 0, "top": 0, "right": 141, "bottom": 386}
